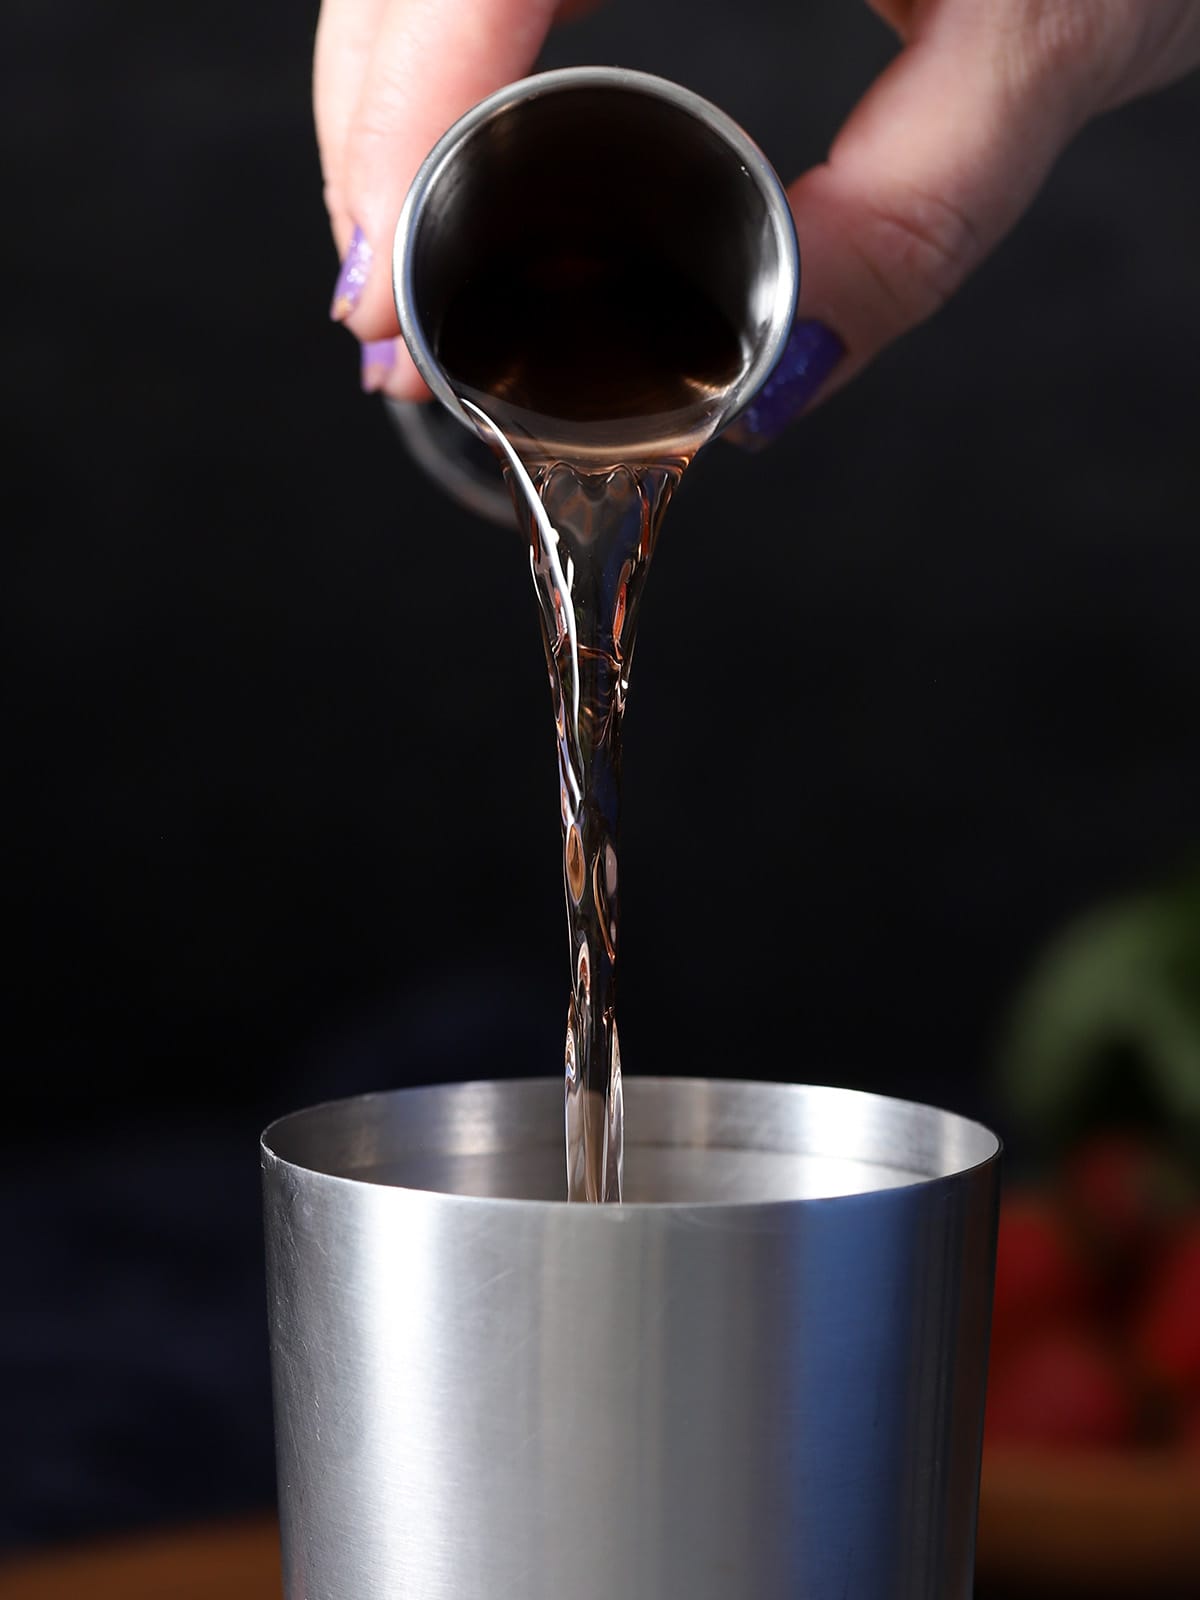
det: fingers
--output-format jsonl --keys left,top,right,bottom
{"left": 314, "top": 0, "right": 389, "bottom": 257}
{"left": 732, "top": 5, "right": 1107, "bottom": 446}
{"left": 318, "top": 0, "right": 561, "bottom": 399}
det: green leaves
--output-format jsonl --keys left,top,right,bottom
{"left": 997, "top": 867, "right": 1200, "bottom": 1149}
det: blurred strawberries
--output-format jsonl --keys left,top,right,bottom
{"left": 990, "top": 1192, "right": 1097, "bottom": 1354}
{"left": 1132, "top": 1221, "right": 1200, "bottom": 1395}
{"left": 986, "top": 1325, "right": 1136, "bottom": 1449}
{"left": 986, "top": 1129, "right": 1200, "bottom": 1457}
{"left": 1061, "top": 1132, "right": 1194, "bottom": 1272}
{"left": 1181, "top": 1394, "right": 1200, "bottom": 1455}
{"left": 987, "top": 872, "right": 1200, "bottom": 1462}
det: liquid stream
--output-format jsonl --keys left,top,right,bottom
{"left": 463, "top": 416, "right": 719, "bottom": 1203}
{"left": 438, "top": 246, "right": 747, "bottom": 1201}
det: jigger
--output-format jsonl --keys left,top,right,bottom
{"left": 264, "top": 1077, "right": 1000, "bottom": 1600}
{"left": 391, "top": 65, "right": 800, "bottom": 461}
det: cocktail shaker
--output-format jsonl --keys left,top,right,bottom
{"left": 263, "top": 1077, "right": 1000, "bottom": 1599}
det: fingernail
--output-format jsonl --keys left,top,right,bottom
{"left": 360, "top": 338, "right": 396, "bottom": 393}
{"left": 330, "top": 225, "right": 373, "bottom": 321}
{"left": 726, "top": 320, "right": 845, "bottom": 450}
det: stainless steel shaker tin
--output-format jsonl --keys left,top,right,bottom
{"left": 263, "top": 1077, "right": 999, "bottom": 1600}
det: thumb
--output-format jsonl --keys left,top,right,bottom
{"left": 732, "top": 11, "right": 1095, "bottom": 445}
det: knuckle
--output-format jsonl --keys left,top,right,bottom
{"left": 852, "top": 183, "right": 983, "bottom": 324}
{"left": 995, "top": 0, "right": 1126, "bottom": 107}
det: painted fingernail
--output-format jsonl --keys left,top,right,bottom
{"left": 360, "top": 339, "right": 397, "bottom": 393}
{"left": 330, "top": 225, "right": 373, "bottom": 321}
{"left": 726, "top": 320, "right": 845, "bottom": 450}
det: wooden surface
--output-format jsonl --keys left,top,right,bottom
{"left": 2, "top": 1451, "right": 1199, "bottom": 1598}
{"left": 0, "top": 1517, "right": 280, "bottom": 1600}
{"left": 977, "top": 1447, "right": 1200, "bottom": 1595}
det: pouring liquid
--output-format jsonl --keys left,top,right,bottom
{"left": 435, "top": 243, "right": 748, "bottom": 1202}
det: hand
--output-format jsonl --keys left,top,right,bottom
{"left": 317, "top": 0, "right": 566, "bottom": 397}
{"left": 314, "top": 0, "right": 1200, "bottom": 435}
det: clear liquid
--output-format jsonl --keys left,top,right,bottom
{"left": 355, "top": 1147, "right": 927, "bottom": 1204}
{"left": 435, "top": 248, "right": 749, "bottom": 1202}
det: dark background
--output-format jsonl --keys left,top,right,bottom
{"left": 4, "top": 0, "right": 1199, "bottom": 1557}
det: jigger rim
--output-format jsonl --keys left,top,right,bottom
{"left": 392, "top": 64, "right": 801, "bottom": 434}
{"left": 261, "top": 1076, "right": 1001, "bottom": 1213}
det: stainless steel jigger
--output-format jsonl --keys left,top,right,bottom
{"left": 264, "top": 1077, "right": 1000, "bottom": 1599}
{"left": 389, "top": 65, "right": 799, "bottom": 486}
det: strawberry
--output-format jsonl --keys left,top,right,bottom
{"left": 1179, "top": 1393, "right": 1200, "bottom": 1455}
{"left": 985, "top": 1324, "right": 1137, "bottom": 1451}
{"left": 1131, "top": 1220, "right": 1200, "bottom": 1397}
{"left": 1060, "top": 1131, "right": 1194, "bottom": 1273}
{"left": 990, "top": 1191, "right": 1097, "bottom": 1354}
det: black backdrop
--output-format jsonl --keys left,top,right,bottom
{"left": 4, "top": 0, "right": 1199, "bottom": 1551}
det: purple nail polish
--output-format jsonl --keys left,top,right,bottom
{"left": 330, "top": 226, "right": 373, "bottom": 321}
{"left": 360, "top": 338, "right": 396, "bottom": 393}
{"left": 726, "top": 320, "right": 845, "bottom": 450}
